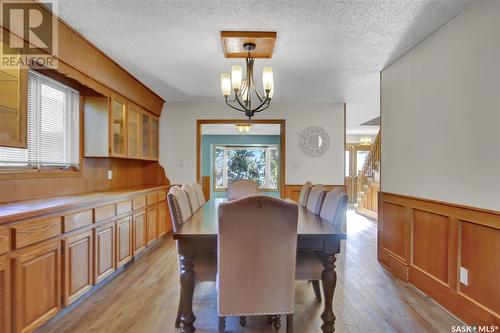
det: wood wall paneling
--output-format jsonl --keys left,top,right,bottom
{"left": 412, "top": 209, "right": 450, "bottom": 285}
{"left": 379, "top": 192, "right": 500, "bottom": 325}
{"left": 284, "top": 184, "right": 347, "bottom": 203}
{"left": 459, "top": 221, "right": 500, "bottom": 316}
{"left": 12, "top": 240, "right": 61, "bottom": 333}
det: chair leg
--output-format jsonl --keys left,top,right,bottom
{"left": 175, "top": 293, "right": 182, "bottom": 328}
{"left": 286, "top": 314, "right": 293, "bottom": 333}
{"left": 239, "top": 316, "right": 247, "bottom": 327}
{"left": 218, "top": 316, "right": 226, "bottom": 333}
{"left": 272, "top": 315, "right": 281, "bottom": 330}
{"left": 312, "top": 280, "right": 322, "bottom": 303}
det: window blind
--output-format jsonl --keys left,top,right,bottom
{"left": 0, "top": 70, "right": 80, "bottom": 169}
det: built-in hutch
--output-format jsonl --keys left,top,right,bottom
{"left": 0, "top": 3, "right": 169, "bottom": 333}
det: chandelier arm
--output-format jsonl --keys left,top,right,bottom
{"left": 234, "top": 90, "right": 250, "bottom": 111}
{"left": 251, "top": 97, "right": 271, "bottom": 113}
{"left": 248, "top": 61, "right": 265, "bottom": 102}
{"left": 225, "top": 97, "right": 246, "bottom": 113}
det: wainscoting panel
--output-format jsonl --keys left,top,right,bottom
{"left": 284, "top": 184, "right": 346, "bottom": 203}
{"left": 412, "top": 209, "right": 449, "bottom": 285}
{"left": 379, "top": 192, "right": 500, "bottom": 325}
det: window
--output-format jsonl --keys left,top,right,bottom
{"left": 214, "top": 145, "right": 279, "bottom": 190}
{"left": 0, "top": 70, "right": 80, "bottom": 170}
{"left": 356, "top": 150, "right": 369, "bottom": 175}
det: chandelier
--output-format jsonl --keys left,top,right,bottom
{"left": 360, "top": 136, "right": 373, "bottom": 145}
{"left": 236, "top": 124, "right": 252, "bottom": 133}
{"left": 220, "top": 42, "right": 274, "bottom": 119}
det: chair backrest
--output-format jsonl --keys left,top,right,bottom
{"left": 320, "top": 189, "right": 348, "bottom": 232}
{"left": 298, "top": 181, "right": 313, "bottom": 206}
{"left": 226, "top": 179, "right": 258, "bottom": 200}
{"left": 306, "top": 184, "right": 326, "bottom": 215}
{"left": 192, "top": 182, "right": 206, "bottom": 206}
{"left": 167, "top": 186, "right": 192, "bottom": 231}
{"left": 218, "top": 196, "right": 298, "bottom": 316}
{"left": 181, "top": 184, "right": 200, "bottom": 213}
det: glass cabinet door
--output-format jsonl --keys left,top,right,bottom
{"left": 111, "top": 98, "right": 126, "bottom": 157}
{"left": 127, "top": 105, "right": 141, "bottom": 158}
{"left": 0, "top": 41, "right": 27, "bottom": 148}
{"left": 150, "top": 117, "right": 159, "bottom": 160}
{"left": 141, "top": 113, "right": 150, "bottom": 159}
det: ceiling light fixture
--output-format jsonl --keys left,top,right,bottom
{"left": 236, "top": 124, "right": 252, "bottom": 133}
{"left": 359, "top": 136, "right": 373, "bottom": 145}
{"left": 220, "top": 32, "right": 276, "bottom": 119}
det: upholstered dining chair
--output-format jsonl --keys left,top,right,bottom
{"left": 217, "top": 196, "right": 298, "bottom": 333}
{"left": 167, "top": 186, "right": 217, "bottom": 328}
{"left": 192, "top": 182, "right": 206, "bottom": 206}
{"left": 306, "top": 184, "right": 326, "bottom": 214}
{"left": 226, "top": 179, "right": 258, "bottom": 200}
{"left": 181, "top": 183, "right": 200, "bottom": 214}
{"left": 298, "top": 181, "right": 313, "bottom": 206}
{"left": 295, "top": 188, "right": 348, "bottom": 302}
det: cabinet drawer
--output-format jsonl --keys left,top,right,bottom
{"left": 94, "top": 204, "right": 116, "bottom": 222}
{"left": 0, "top": 228, "right": 8, "bottom": 255}
{"left": 116, "top": 200, "right": 132, "bottom": 215}
{"left": 63, "top": 210, "right": 93, "bottom": 233}
{"left": 157, "top": 191, "right": 166, "bottom": 202}
{"left": 146, "top": 193, "right": 157, "bottom": 206}
{"left": 13, "top": 217, "right": 62, "bottom": 249}
{"left": 132, "top": 196, "right": 146, "bottom": 210}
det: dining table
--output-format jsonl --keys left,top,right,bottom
{"left": 172, "top": 198, "right": 347, "bottom": 333}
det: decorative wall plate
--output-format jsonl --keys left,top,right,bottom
{"left": 298, "top": 126, "right": 330, "bottom": 158}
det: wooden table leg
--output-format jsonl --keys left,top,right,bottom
{"left": 320, "top": 253, "right": 337, "bottom": 333}
{"left": 179, "top": 254, "right": 196, "bottom": 333}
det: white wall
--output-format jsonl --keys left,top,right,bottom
{"left": 381, "top": 1, "right": 500, "bottom": 211}
{"left": 159, "top": 102, "right": 345, "bottom": 186}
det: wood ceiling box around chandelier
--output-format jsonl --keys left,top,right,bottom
{"left": 221, "top": 31, "right": 277, "bottom": 59}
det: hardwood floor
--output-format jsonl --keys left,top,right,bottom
{"left": 37, "top": 210, "right": 461, "bottom": 333}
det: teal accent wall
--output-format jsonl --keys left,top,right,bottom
{"left": 201, "top": 135, "right": 281, "bottom": 199}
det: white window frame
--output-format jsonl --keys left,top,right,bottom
{"left": 0, "top": 70, "right": 80, "bottom": 171}
{"left": 213, "top": 144, "right": 279, "bottom": 191}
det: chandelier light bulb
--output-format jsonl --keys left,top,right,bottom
{"left": 220, "top": 73, "right": 231, "bottom": 97}
{"left": 262, "top": 67, "right": 273, "bottom": 91}
{"left": 231, "top": 65, "right": 242, "bottom": 90}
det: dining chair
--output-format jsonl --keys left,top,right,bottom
{"left": 297, "top": 181, "right": 312, "bottom": 206}
{"left": 295, "top": 188, "right": 348, "bottom": 302}
{"left": 181, "top": 183, "right": 200, "bottom": 214}
{"left": 217, "top": 196, "right": 298, "bottom": 333}
{"left": 306, "top": 184, "right": 326, "bottom": 214}
{"left": 167, "top": 186, "right": 217, "bottom": 328}
{"left": 192, "top": 182, "right": 206, "bottom": 206}
{"left": 226, "top": 179, "right": 258, "bottom": 200}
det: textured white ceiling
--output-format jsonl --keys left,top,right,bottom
{"left": 56, "top": 0, "right": 471, "bottom": 134}
{"left": 201, "top": 123, "right": 281, "bottom": 136}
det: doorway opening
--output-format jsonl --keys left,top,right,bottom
{"left": 196, "top": 119, "right": 286, "bottom": 200}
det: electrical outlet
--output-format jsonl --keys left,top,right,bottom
{"left": 107, "top": 169, "right": 113, "bottom": 180}
{"left": 459, "top": 267, "right": 468, "bottom": 285}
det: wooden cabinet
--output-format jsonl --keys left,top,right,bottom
{"left": 94, "top": 222, "right": 115, "bottom": 284}
{"left": 0, "top": 254, "right": 10, "bottom": 333}
{"left": 150, "top": 116, "right": 159, "bottom": 160}
{"left": 157, "top": 201, "right": 167, "bottom": 237}
{"left": 63, "top": 230, "right": 93, "bottom": 306}
{"left": 127, "top": 104, "right": 141, "bottom": 159}
{"left": 132, "top": 210, "right": 146, "bottom": 256}
{"left": 141, "top": 112, "right": 150, "bottom": 159}
{"left": 110, "top": 96, "right": 127, "bottom": 157}
{"left": 12, "top": 240, "right": 61, "bottom": 333}
{"left": 116, "top": 216, "right": 132, "bottom": 268}
{"left": 146, "top": 206, "right": 158, "bottom": 245}
{"left": 83, "top": 96, "right": 109, "bottom": 157}
{"left": 0, "top": 41, "right": 28, "bottom": 149}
